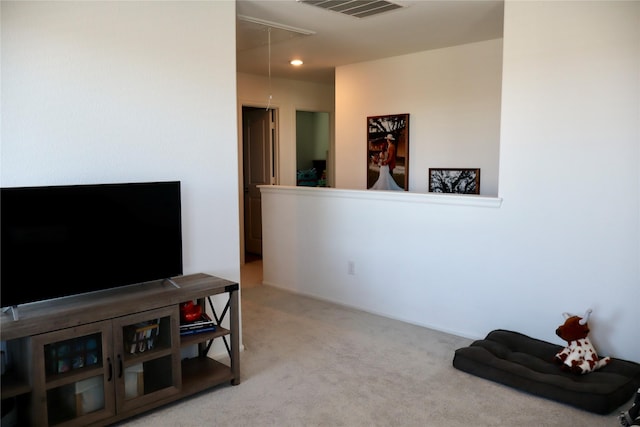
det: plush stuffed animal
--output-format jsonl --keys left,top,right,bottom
{"left": 554, "top": 308, "right": 611, "bottom": 374}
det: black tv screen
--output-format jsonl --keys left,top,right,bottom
{"left": 1, "top": 181, "right": 183, "bottom": 308}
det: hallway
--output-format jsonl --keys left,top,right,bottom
{"left": 240, "top": 254, "right": 262, "bottom": 289}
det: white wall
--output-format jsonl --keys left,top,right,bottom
{"left": 336, "top": 39, "right": 503, "bottom": 196}
{"left": 495, "top": 0, "right": 639, "bottom": 358}
{"left": 1, "top": 1, "right": 240, "bottom": 351}
{"left": 261, "top": 1, "right": 640, "bottom": 361}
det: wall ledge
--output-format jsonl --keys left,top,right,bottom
{"left": 259, "top": 185, "right": 503, "bottom": 208}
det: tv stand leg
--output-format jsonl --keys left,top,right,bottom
{"left": 2, "top": 306, "right": 19, "bottom": 321}
{"left": 163, "top": 278, "right": 181, "bottom": 289}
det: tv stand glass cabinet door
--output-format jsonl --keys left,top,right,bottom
{"left": 31, "top": 321, "right": 115, "bottom": 426}
{"left": 30, "top": 306, "right": 180, "bottom": 426}
{"left": 112, "top": 306, "right": 181, "bottom": 414}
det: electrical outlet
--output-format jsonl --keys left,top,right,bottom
{"left": 348, "top": 261, "right": 355, "bottom": 275}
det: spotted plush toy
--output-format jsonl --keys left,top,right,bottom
{"left": 554, "top": 309, "right": 611, "bottom": 374}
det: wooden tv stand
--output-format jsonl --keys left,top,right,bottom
{"left": 0, "top": 273, "right": 240, "bottom": 426}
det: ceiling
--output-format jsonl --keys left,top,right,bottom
{"left": 236, "top": 0, "right": 504, "bottom": 85}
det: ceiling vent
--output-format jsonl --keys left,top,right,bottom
{"left": 297, "top": 0, "right": 404, "bottom": 19}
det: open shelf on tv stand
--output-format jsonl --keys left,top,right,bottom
{"left": 0, "top": 273, "right": 240, "bottom": 426}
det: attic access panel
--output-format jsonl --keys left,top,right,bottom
{"left": 297, "top": 0, "right": 404, "bottom": 19}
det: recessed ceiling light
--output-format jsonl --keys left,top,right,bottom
{"left": 290, "top": 59, "right": 304, "bottom": 66}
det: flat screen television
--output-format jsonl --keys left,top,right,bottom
{"left": 1, "top": 181, "right": 183, "bottom": 309}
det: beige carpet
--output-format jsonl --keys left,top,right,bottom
{"left": 119, "top": 272, "right": 629, "bottom": 426}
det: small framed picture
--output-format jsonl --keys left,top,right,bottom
{"left": 428, "top": 168, "right": 480, "bottom": 194}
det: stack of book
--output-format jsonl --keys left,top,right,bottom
{"left": 179, "top": 313, "right": 216, "bottom": 336}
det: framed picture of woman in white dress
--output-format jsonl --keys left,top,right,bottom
{"left": 367, "top": 114, "right": 409, "bottom": 191}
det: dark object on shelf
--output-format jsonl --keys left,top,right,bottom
{"left": 180, "top": 301, "right": 202, "bottom": 323}
{"left": 180, "top": 326, "right": 216, "bottom": 336}
{"left": 453, "top": 329, "right": 640, "bottom": 415}
{"left": 44, "top": 334, "right": 101, "bottom": 375}
{"left": 180, "top": 312, "right": 214, "bottom": 328}
{"left": 180, "top": 312, "right": 216, "bottom": 336}
{"left": 124, "top": 320, "right": 160, "bottom": 354}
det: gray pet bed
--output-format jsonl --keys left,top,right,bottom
{"left": 452, "top": 329, "right": 640, "bottom": 414}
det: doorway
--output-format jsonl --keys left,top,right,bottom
{"left": 296, "top": 110, "right": 330, "bottom": 187}
{"left": 242, "top": 106, "right": 277, "bottom": 261}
